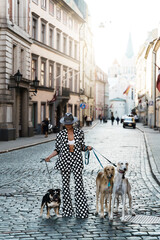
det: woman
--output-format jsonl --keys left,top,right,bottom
{"left": 45, "top": 113, "right": 92, "bottom": 218}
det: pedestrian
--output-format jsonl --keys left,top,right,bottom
{"left": 45, "top": 113, "right": 92, "bottom": 218}
{"left": 111, "top": 115, "right": 115, "bottom": 125}
{"left": 42, "top": 117, "right": 49, "bottom": 138}
{"left": 99, "top": 114, "right": 103, "bottom": 123}
{"left": 116, "top": 116, "right": 120, "bottom": 125}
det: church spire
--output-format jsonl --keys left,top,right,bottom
{"left": 125, "top": 33, "right": 134, "bottom": 58}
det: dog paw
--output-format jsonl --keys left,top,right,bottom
{"left": 100, "top": 214, "right": 104, "bottom": 219}
{"left": 46, "top": 215, "right": 50, "bottom": 219}
{"left": 131, "top": 211, "right": 136, "bottom": 216}
{"left": 57, "top": 214, "right": 62, "bottom": 218}
{"left": 120, "top": 217, "right": 126, "bottom": 222}
{"left": 109, "top": 217, "right": 113, "bottom": 221}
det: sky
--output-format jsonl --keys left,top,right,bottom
{"left": 85, "top": 0, "right": 160, "bottom": 72}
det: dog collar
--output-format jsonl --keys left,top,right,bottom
{"left": 118, "top": 169, "right": 125, "bottom": 179}
{"left": 108, "top": 181, "right": 111, "bottom": 187}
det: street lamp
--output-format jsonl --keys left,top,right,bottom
{"left": 29, "top": 76, "right": 40, "bottom": 94}
{"left": 14, "top": 69, "right": 22, "bottom": 86}
{"left": 8, "top": 69, "right": 23, "bottom": 89}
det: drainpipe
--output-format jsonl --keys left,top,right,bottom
{"left": 152, "top": 51, "right": 156, "bottom": 128}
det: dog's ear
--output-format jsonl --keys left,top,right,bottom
{"left": 47, "top": 189, "right": 53, "bottom": 194}
{"left": 112, "top": 167, "right": 115, "bottom": 176}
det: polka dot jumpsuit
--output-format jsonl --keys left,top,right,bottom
{"left": 54, "top": 128, "right": 88, "bottom": 218}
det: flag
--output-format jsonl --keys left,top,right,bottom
{"left": 123, "top": 85, "right": 131, "bottom": 95}
{"left": 47, "top": 92, "right": 56, "bottom": 104}
{"left": 157, "top": 68, "right": 160, "bottom": 92}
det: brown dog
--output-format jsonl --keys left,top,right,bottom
{"left": 96, "top": 165, "right": 115, "bottom": 218}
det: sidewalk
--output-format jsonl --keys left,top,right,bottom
{"left": 136, "top": 122, "right": 160, "bottom": 186}
{"left": 0, "top": 120, "right": 99, "bottom": 154}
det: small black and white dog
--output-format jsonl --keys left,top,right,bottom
{"left": 40, "top": 189, "right": 61, "bottom": 218}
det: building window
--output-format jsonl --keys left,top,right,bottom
{"left": 41, "top": 103, "right": 46, "bottom": 122}
{"left": 56, "top": 6, "right": 61, "bottom": 21}
{"left": 41, "top": 0, "right": 46, "bottom": 10}
{"left": 68, "top": 104, "right": 72, "bottom": 113}
{"left": 74, "top": 20, "right": 78, "bottom": 33}
{"left": 49, "top": 0, "right": 54, "bottom": 16}
{"left": 49, "top": 28, "right": 54, "bottom": 48}
{"left": 131, "top": 88, "right": 134, "bottom": 100}
{"left": 49, "top": 64, "right": 54, "bottom": 88}
{"left": 41, "top": 22, "right": 46, "bottom": 44}
{"left": 69, "top": 70, "right": 72, "bottom": 91}
{"left": 57, "top": 32, "right": 61, "bottom": 51}
{"left": 63, "top": 11, "right": 67, "bottom": 25}
{"left": 68, "top": 17, "right": 73, "bottom": 29}
{"left": 74, "top": 72, "right": 78, "bottom": 92}
{"left": 32, "top": 16, "right": 38, "bottom": 40}
{"left": 31, "top": 58, "right": 38, "bottom": 81}
{"left": 41, "top": 61, "right": 46, "bottom": 85}
{"left": 62, "top": 67, "right": 67, "bottom": 87}
{"left": 56, "top": 65, "right": 61, "bottom": 88}
{"left": 69, "top": 40, "right": 72, "bottom": 56}
{"left": 74, "top": 105, "right": 77, "bottom": 117}
{"left": 74, "top": 43, "right": 77, "bottom": 59}
{"left": 90, "top": 87, "right": 92, "bottom": 98}
{"left": 12, "top": 44, "right": 17, "bottom": 74}
{"left": 63, "top": 36, "right": 67, "bottom": 54}
{"left": 20, "top": 49, "right": 24, "bottom": 75}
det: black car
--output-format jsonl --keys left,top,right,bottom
{"left": 123, "top": 117, "right": 136, "bottom": 129}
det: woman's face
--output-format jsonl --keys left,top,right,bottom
{"left": 65, "top": 124, "right": 73, "bottom": 131}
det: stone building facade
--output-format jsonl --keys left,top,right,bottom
{"left": 0, "top": 0, "right": 32, "bottom": 140}
{"left": 136, "top": 28, "right": 160, "bottom": 128}
{"left": 30, "top": 0, "right": 84, "bottom": 131}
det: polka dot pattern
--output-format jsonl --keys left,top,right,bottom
{"left": 54, "top": 128, "right": 88, "bottom": 218}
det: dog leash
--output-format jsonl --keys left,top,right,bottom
{"left": 92, "top": 149, "right": 104, "bottom": 168}
{"left": 84, "top": 148, "right": 117, "bottom": 168}
{"left": 93, "top": 148, "right": 117, "bottom": 167}
{"left": 40, "top": 158, "right": 54, "bottom": 188}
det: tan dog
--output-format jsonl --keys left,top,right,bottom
{"left": 96, "top": 165, "right": 115, "bottom": 218}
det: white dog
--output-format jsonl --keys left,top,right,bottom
{"left": 109, "top": 161, "right": 135, "bottom": 222}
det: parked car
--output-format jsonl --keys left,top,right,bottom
{"left": 121, "top": 115, "right": 127, "bottom": 123}
{"left": 123, "top": 117, "right": 136, "bottom": 129}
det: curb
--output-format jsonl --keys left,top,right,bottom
{"left": 137, "top": 126, "right": 160, "bottom": 186}
{"left": 0, "top": 121, "right": 99, "bottom": 154}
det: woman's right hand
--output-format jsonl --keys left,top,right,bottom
{"left": 45, "top": 157, "right": 50, "bottom": 162}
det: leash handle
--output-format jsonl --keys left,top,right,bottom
{"left": 85, "top": 150, "right": 90, "bottom": 165}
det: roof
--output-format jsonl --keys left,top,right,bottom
{"left": 110, "top": 98, "right": 126, "bottom": 102}
{"left": 63, "top": 0, "right": 84, "bottom": 19}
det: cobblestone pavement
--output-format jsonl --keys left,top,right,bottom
{"left": 0, "top": 122, "right": 160, "bottom": 240}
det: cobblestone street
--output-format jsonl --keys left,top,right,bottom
{"left": 0, "top": 122, "right": 160, "bottom": 239}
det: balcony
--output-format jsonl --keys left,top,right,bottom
{"left": 57, "top": 87, "right": 70, "bottom": 100}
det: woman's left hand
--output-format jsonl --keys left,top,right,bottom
{"left": 87, "top": 146, "right": 92, "bottom": 151}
